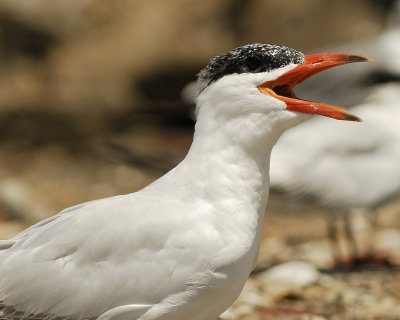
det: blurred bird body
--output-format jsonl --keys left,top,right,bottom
{"left": 267, "top": 2, "right": 400, "bottom": 262}
{"left": 271, "top": 83, "right": 400, "bottom": 209}
{"left": 0, "top": 44, "right": 367, "bottom": 320}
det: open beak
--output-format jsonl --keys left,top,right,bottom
{"left": 258, "top": 53, "right": 373, "bottom": 121}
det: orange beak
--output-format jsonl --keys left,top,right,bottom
{"left": 258, "top": 53, "right": 373, "bottom": 121}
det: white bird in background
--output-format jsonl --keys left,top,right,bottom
{"left": 269, "top": 1, "right": 400, "bottom": 263}
{"left": 270, "top": 83, "right": 400, "bottom": 262}
{"left": 271, "top": 83, "right": 400, "bottom": 210}
{"left": 0, "top": 44, "right": 369, "bottom": 320}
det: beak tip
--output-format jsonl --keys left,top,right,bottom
{"left": 346, "top": 54, "right": 374, "bottom": 63}
{"left": 344, "top": 114, "right": 363, "bottom": 122}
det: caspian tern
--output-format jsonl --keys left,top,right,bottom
{"left": 269, "top": 3, "right": 400, "bottom": 263}
{"left": 0, "top": 44, "right": 369, "bottom": 320}
{"left": 270, "top": 82, "right": 400, "bottom": 262}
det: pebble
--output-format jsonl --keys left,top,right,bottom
{"left": 258, "top": 261, "right": 320, "bottom": 290}
{"left": 291, "top": 240, "right": 335, "bottom": 270}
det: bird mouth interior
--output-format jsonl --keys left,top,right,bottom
{"left": 257, "top": 53, "right": 372, "bottom": 121}
{"left": 258, "top": 77, "right": 313, "bottom": 103}
{"left": 272, "top": 85, "right": 296, "bottom": 99}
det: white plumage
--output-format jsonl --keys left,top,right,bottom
{"left": 270, "top": 0, "right": 400, "bottom": 209}
{"left": 271, "top": 83, "right": 400, "bottom": 209}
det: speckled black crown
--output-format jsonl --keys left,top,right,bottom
{"left": 198, "top": 44, "right": 304, "bottom": 90}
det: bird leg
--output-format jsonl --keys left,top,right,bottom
{"left": 327, "top": 211, "right": 359, "bottom": 268}
{"left": 327, "top": 213, "right": 342, "bottom": 265}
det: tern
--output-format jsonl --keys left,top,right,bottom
{"left": 271, "top": 83, "right": 400, "bottom": 210}
{"left": 268, "top": 3, "right": 400, "bottom": 264}
{"left": 0, "top": 44, "right": 369, "bottom": 320}
{"left": 270, "top": 82, "right": 400, "bottom": 262}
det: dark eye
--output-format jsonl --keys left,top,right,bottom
{"left": 245, "top": 56, "right": 262, "bottom": 72}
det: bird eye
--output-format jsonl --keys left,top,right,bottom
{"left": 245, "top": 56, "right": 262, "bottom": 72}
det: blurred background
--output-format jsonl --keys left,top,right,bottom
{"left": 0, "top": 0, "right": 400, "bottom": 319}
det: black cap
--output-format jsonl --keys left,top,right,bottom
{"left": 198, "top": 44, "right": 304, "bottom": 91}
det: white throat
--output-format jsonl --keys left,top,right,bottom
{"left": 144, "top": 72, "right": 307, "bottom": 274}
{"left": 150, "top": 90, "right": 298, "bottom": 239}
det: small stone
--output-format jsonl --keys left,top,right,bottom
{"left": 292, "top": 240, "right": 335, "bottom": 270}
{"left": 257, "top": 261, "right": 320, "bottom": 302}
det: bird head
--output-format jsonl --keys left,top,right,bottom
{"left": 196, "top": 44, "right": 371, "bottom": 133}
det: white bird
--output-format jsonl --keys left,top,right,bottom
{"left": 271, "top": 83, "right": 400, "bottom": 210}
{"left": 270, "top": 81, "right": 400, "bottom": 262}
{"left": 0, "top": 44, "right": 368, "bottom": 320}
{"left": 267, "top": 2, "right": 400, "bottom": 264}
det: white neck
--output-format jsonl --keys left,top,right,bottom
{"left": 187, "top": 101, "right": 280, "bottom": 217}
{"left": 141, "top": 89, "right": 304, "bottom": 277}
{"left": 148, "top": 97, "right": 289, "bottom": 240}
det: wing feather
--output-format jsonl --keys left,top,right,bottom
{"left": 0, "top": 192, "right": 220, "bottom": 319}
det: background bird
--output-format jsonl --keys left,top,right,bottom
{"left": 269, "top": 1, "right": 400, "bottom": 265}
{"left": 270, "top": 82, "right": 400, "bottom": 264}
